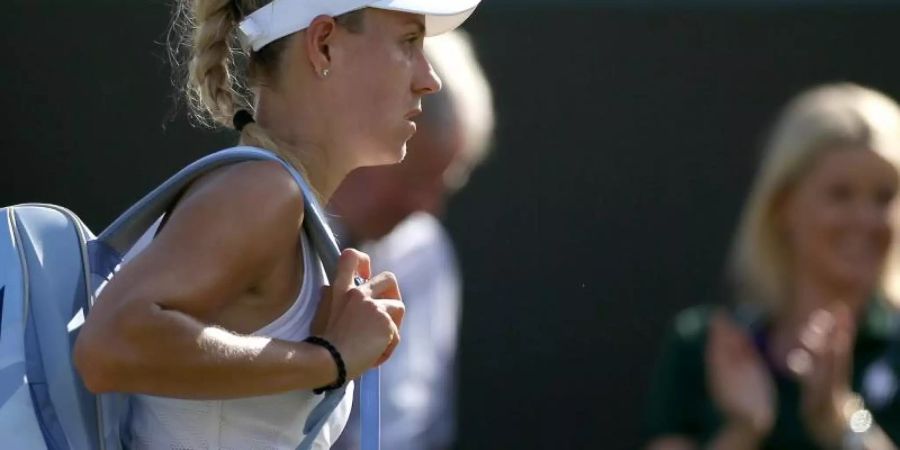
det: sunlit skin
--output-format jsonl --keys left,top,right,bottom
{"left": 648, "top": 148, "right": 900, "bottom": 450}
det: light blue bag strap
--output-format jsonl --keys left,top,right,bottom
{"left": 97, "top": 147, "right": 336, "bottom": 268}
{"left": 95, "top": 146, "right": 380, "bottom": 450}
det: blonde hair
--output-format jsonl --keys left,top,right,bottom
{"left": 168, "top": 1, "right": 365, "bottom": 177}
{"left": 730, "top": 83, "right": 900, "bottom": 312}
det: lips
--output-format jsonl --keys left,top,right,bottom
{"left": 404, "top": 107, "right": 423, "bottom": 120}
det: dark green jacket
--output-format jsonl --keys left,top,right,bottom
{"left": 643, "top": 301, "right": 900, "bottom": 449}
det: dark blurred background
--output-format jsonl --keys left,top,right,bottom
{"left": 4, "top": 1, "right": 900, "bottom": 449}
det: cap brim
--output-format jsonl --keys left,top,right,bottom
{"left": 369, "top": 0, "right": 480, "bottom": 36}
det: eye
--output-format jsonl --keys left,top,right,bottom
{"left": 402, "top": 33, "right": 424, "bottom": 49}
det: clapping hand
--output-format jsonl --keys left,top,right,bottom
{"left": 706, "top": 312, "right": 776, "bottom": 447}
{"left": 789, "top": 307, "right": 855, "bottom": 448}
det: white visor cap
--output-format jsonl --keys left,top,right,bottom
{"left": 239, "top": 0, "right": 482, "bottom": 52}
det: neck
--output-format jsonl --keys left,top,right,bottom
{"left": 255, "top": 87, "right": 353, "bottom": 203}
{"left": 790, "top": 270, "right": 868, "bottom": 319}
{"left": 283, "top": 140, "right": 349, "bottom": 203}
{"left": 771, "top": 270, "right": 867, "bottom": 346}
{"left": 327, "top": 201, "right": 369, "bottom": 245}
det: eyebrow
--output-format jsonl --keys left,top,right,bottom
{"left": 403, "top": 17, "right": 426, "bottom": 35}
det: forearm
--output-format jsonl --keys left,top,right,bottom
{"left": 76, "top": 305, "right": 336, "bottom": 399}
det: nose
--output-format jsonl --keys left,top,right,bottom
{"left": 413, "top": 55, "right": 442, "bottom": 96}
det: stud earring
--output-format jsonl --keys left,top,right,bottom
{"left": 321, "top": 68, "right": 330, "bottom": 78}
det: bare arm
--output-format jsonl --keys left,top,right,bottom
{"left": 74, "top": 161, "right": 336, "bottom": 399}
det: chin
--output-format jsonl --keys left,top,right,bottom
{"left": 381, "top": 141, "right": 408, "bottom": 165}
{"left": 382, "top": 131, "right": 410, "bottom": 163}
{"left": 360, "top": 142, "right": 407, "bottom": 168}
{"left": 828, "top": 264, "right": 882, "bottom": 295}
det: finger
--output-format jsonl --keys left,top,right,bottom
{"left": 334, "top": 249, "right": 367, "bottom": 294}
{"left": 832, "top": 302, "right": 857, "bottom": 337}
{"left": 713, "top": 311, "right": 757, "bottom": 362}
{"left": 809, "top": 309, "right": 836, "bottom": 335}
{"left": 831, "top": 305, "right": 855, "bottom": 389}
{"left": 794, "top": 312, "right": 835, "bottom": 395}
{"left": 705, "top": 313, "right": 725, "bottom": 366}
{"left": 358, "top": 272, "right": 402, "bottom": 301}
{"left": 832, "top": 329, "right": 853, "bottom": 392}
{"left": 819, "top": 327, "right": 838, "bottom": 388}
{"left": 378, "top": 333, "right": 401, "bottom": 365}
{"left": 375, "top": 326, "right": 401, "bottom": 367}
{"left": 797, "top": 309, "right": 834, "bottom": 365}
{"left": 352, "top": 248, "right": 372, "bottom": 281}
{"left": 707, "top": 312, "right": 738, "bottom": 365}
{"left": 813, "top": 311, "right": 850, "bottom": 397}
{"left": 810, "top": 309, "right": 838, "bottom": 380}
{"left": 809, "top": 309, "right": 836, "bottom": 352}
{"left": 795, "top": 340, "right": 827, "bottom": 389}
{"left": 787, "top": 347, "right": 814, "bottom": 379}
{"left": 374, "top": 299, "right": 406, "bottom": 329}
{"left": 710, "top": 311, "right": 736, "bottom": 345}
{"left": 800, "top": 309, "right": 834, "bottom": 354}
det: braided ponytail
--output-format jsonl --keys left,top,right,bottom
{"left": 186, "top": 0, "right": 242, "bottom": 127}
{"left": 169, "top": 1, "right": 298, "bottom": 165}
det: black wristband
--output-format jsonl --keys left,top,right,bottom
{"left": 304, "top": 336, "right": 347, "bottom": 394}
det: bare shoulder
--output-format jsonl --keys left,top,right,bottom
{"left": 172, "top": 160, "right": 305, "bottom": 238}
{"left": 187, "top": 160, "right": 304, "bottom": 219}
{"left": 140, "top": 160, "right": 307, "bottom": 292}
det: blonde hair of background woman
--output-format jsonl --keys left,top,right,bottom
{"left": 730, "top": 83, "right": 900, "bottom": 312}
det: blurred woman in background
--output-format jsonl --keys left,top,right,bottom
{"left": 644, "top": 83, "right": 900, "bottom": 450}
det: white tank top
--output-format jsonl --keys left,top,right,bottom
{"left": 121, "top": 219, "right": 353, "bottom": 450}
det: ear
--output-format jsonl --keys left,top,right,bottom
{"left": 305, "top": 15, "right": 338, "bottom": 74}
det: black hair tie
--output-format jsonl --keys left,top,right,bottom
{"left": 233, "top": 109, "right": 255, "bottom": 132}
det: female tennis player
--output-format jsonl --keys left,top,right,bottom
{"left": 73, "top": 1, "right": 480, "bottom": 448}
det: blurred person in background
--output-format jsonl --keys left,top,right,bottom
{"left": 330, "top": 30, "right": 494, "bottom": 450}
{"left": 644, "top": 83, "right": 900, "bottom": 450}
